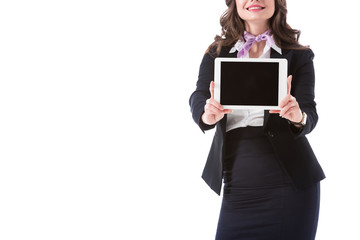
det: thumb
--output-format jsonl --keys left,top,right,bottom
{"left": 210, "top": 81, "right": 215, "bottom": 99}
{"left": 287, "top": 75, "right": 293, "bottom": 95}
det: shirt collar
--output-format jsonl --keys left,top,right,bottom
{"left": 229, "top": 37, "right": 282, "bottom": 55}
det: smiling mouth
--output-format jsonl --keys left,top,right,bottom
{"left": 247, "top": 6, "right": 265, "bottom": 10}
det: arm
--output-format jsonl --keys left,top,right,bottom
{"left": 291, "top": 49, "right": 318, "bottom": 137}
{"left": 189, "top": 52, "right": 231, "bottom": 132}
{"left": 270, "top": 49, "right": 318, "bottom": 137}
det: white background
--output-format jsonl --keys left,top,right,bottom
{"left": 0, "top": 0, "right": 359, "bottom": 239}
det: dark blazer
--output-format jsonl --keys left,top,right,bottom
{"left": 189, "top": 46, "right": 325, "bottom": 195}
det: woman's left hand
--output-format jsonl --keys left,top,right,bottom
{"left": 269, "top": 75, "right": 302, "bottom": 123}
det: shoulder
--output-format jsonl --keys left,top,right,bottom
{"left": 206, "top": 44, "right": 233, "bottom": 59}
{"left": 293, "top": 48, "right": 314, "bottom": 60}
{"left": 285, "top": 48, "right": 315, "bottom": 62}
{"left": 282, "top": 48, "right": 315, "bottom": 71}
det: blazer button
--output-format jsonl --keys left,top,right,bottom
{"left": 268, "top": 131, "right": 275, "bottom": 137}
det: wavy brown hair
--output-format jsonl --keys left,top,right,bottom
{"left": 207, "top": 0, "right": 308, "bottom": 56}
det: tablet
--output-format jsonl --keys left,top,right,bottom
{"left": 214, "top": 58, "right": 288, "bottom": 110}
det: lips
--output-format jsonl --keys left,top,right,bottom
{"left": 246, "top": 5, "right": 265, "bottom": 11}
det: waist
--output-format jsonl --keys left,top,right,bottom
{"left": 226, "top": 126, "right": 265, "bottom": 142}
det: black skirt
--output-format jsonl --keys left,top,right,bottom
{"left": 215, "top": 127, "right": 320, "bottom": 240}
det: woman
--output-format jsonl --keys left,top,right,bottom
{"left": 189, "top": 0, "right": 325, "bottom": 239}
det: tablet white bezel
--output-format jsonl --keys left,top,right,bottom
{"left": 214, "top": 57, "right": 288, "bottom": 110}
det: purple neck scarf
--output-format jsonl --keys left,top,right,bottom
{"left": 237, "top": 30, "right": 274, "bottom": 58}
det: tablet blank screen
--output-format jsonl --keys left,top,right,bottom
{"left": 220, "top": 62, "right": 279, "bottom": 106}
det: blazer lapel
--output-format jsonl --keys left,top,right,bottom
{"left": 270, "top": 48, "right": 289, "bottom": 58}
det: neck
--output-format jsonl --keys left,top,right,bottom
{"left": 245, "top": 21, "right": 269, "bottom": 36}
{"left": 249, "top": 41, "right": 266, "bottom": 58}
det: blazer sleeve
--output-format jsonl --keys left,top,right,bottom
{"left": 289, "top": 49, "right": 318, "bottom": 138}
{"left": 189, "top": 52, "right": 217, "bottom": 132}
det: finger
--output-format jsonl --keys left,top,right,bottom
{"left": 223, "top": 109, "right": 233, "bottom": 114}
{"left": 280, "top": 96, "right": 297, "bottom": 113}
{"left": 205, "top": 104, "right": 225, "bottom": 115}
{"left": 205, "top": 104, "right": 232, "bottom": 116}
{"left": 279, "top": 94, "right": 292, "bottom": 108}
{"left": 207, "top": 98, "right": 224, "bottom": 110}
{"left": 281, "top": 106, "right": 297, "bottom": 119}
{"left": 280, "top": 101, "right": 298, "bottom": 117}
{"left": 210, "top": 81, "right": 215, "bottom": 99}
{"left": 269, "top": 110, "right": 281, "bottom": 114}
{"left": 205, "top": 109, "right": 229, "bottom": 118}
{"left": 287, "top": 75, "right": 293, "bottom": 95}
{"left": 282, "top": 107, "right": 302, "bottom": 121}
{"left": 208, "top": 107, "right": 232, "bottom": 115}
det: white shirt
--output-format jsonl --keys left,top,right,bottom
{"left": 226, "top": 39, "right": 282, "bottom": 132}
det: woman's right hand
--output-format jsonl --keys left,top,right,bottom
{"left": 201, "top": 81, "right": 232, "bottom": 125}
